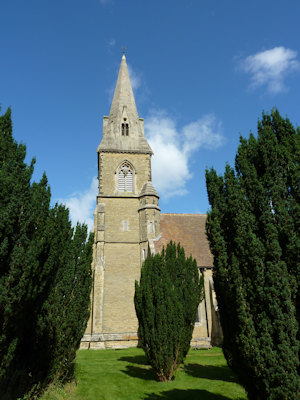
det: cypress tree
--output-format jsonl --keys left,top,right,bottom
{"left": 0, "top": 109, "right": 93, "bottom": 399}
{"left": 42, "top": 219, "right": 93, "bottom": 383}
{"left": 134, "top": 242, "right": 203, "bottom": 382}
{"left": 205, "top": 109, "right": 300, "bottom": 400}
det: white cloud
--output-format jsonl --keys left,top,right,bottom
{"left": 145, "top": 111, "right": 224, "bottom": 198}
{"left": 58, "top": 177, "right": 97, "bottom": 232}
{"left": 58, "top": 114, "right": 223, "bottom": 222}
{"left": 240, "top": 46, "right": 300, "bottom": 93}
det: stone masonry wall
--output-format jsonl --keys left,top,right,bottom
{"left": 99, "top": 152, "right": 151, "bottom": 196}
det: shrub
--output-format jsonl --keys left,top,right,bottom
{"left": 134, "top": 242, "right": 203, "bottom": 382}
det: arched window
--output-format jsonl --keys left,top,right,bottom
{"left": 118, "top": 162, "right": 134, "bottom": 192}
{"left": 121, "top": 123, "right": 129, "bottom": 136}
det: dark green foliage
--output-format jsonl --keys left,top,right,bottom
{"left": 0, "top": 109, "right": 93, "bottom": 399}
{"left": 134, "top": 242, "right": 203, "bottom": 382}
{"left": 205, "top": 109, "right": 300, "bottom": 400}
{"left": 42, "top": 219, "right": 93, "bottom": 384}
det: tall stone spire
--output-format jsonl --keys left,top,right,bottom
{"left": 109, "top": 53, "right": 139, "bottom": 123}
{"left": 98, "top": 54, "right": 153, "bottom": 154}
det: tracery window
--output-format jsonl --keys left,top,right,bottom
{"left": 118, "top": 162, "right": 134, "bottom": 192}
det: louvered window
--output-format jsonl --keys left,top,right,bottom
{"left": 118, "top": 162, "right": 134, "bottom": 192}
{"left": 118, "top": 171, "right": 125, "bottom": 191}
{"left": 126, "top": 171, "right": 133, "bottom": 192}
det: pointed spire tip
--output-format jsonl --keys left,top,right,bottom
{"left": 122, "top": 46, "right": 127, "bottom": 59}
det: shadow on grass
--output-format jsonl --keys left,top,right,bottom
{"left": 118, "top": 355, "right": 148, "bottom": 365}
{"left": 184, "top": 364, "right": 238, "bottom": 383}
{"left": 119, "top": 356, "right": 238, "bottom": 385}
{"left": 119, "top": 353, "right": 158, "bottom": 381}
{"left": 121, "top": 365, "right": 157, "bottom": 381}
{"left": 142, "top": 389, "right": 243, "bottom": 400}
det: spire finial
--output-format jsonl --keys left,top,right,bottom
{"left": 122, "top": 46, "right": 127, "bottom": 57}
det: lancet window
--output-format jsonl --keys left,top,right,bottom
{"left": 118, "top": 162, "right": 134, "bottom": 192}
{"left": 121, "top": 123, "right": 129, "bottom": 136}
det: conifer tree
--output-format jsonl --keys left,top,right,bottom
{"left": 134, "top": 242, "right": 203, "bottom": 382}
{"left": 42, "top": 219, "right": 93, "bottom": 383}
{"left": 0, "top": 109, "right": 93, "bottom": 399}
{"left": 205, "top": 109, "right": 300, "bottom": 400}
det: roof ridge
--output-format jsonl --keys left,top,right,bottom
{"left": 160, "top": 213, "right": 207, "bottom": 216}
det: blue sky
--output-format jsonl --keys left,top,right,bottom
{"left": 1, "top": 0, "right": 300, "bottom": 230}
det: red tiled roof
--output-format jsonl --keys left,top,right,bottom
{"left": 153, "top": 213, "right": 213, "bottom": 267}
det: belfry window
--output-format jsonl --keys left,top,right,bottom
{"left": 121, "top": 123, "right": 129, "bottom": 136}
{"left": 118, "top": 162, "right": 134, "bottom": 192}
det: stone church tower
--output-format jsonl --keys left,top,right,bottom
{"left": 81, "top": 54, "right": 223, "bottom": 350}
{"left": 81, "top": 53, "right": 161, "bottom": 349}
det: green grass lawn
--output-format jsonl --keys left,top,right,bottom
{"left": 41, "top": 347, "right": 247, "bottom": 400}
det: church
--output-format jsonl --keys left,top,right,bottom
{"left": 80, "top": 53, "right": 222, "bottom": 350}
